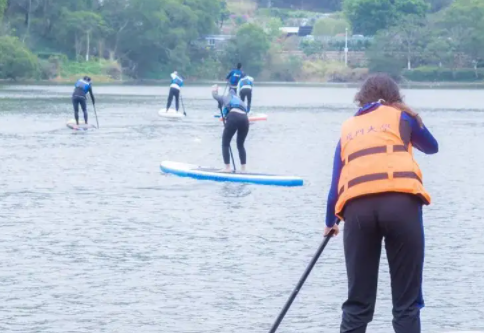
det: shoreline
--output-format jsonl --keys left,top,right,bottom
{"left": 1, "top": 78, "right": 484, "bottom": 89}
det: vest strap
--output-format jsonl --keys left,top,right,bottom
{"left": 338, "top": 171, "right": 422, "bottom": 196}
{"left": 342, "top": 144, "right": 407, "bottom": 166}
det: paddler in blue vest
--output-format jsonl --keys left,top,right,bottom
{"left": 165, "top": 71, "right": 184, "bottom": 113}
{"left": 226, "top": 63, "right": 245, "bottom": 94}
{"left": 237, "top": 75, "right": 254, "bottom": 113}
{"left": 324, "top": 73, "right": 438, "bottom": 333}
{"left": 72, "top": 76, "right": 95, "bottom": 126}
{"left": 212, "top": 84, "right": 249, "bottom": 173}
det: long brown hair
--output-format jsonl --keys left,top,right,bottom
{"left": 355, "top": 73, "right": 423, "bottom": 128}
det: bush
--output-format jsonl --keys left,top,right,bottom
{"left": 269, "top": 56, "right": 303, "bottom": 81}
{"left": 59, "top": 58, "right": 123, "bottom": 81}
{"left": 402, "top": 67, "right": 484, "bottom": 82}
{"left": 313, "top": 17, "right": 348, "bottom": 37}
{"left": 0, "top": 36, "right": 38, "bottom": 80}
{"left": 299, "top": 60, "right": 368, "bottom": 82}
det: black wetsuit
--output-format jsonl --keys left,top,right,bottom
{"left": 222, "top": 111, "right": 249, "bottom": 165}
{"left": 166, "top": 87, "right": 180, "bottom": 111}
{"left": 239, "top": 89, "right": 252, "bottom": 112}
{"left": 212, "top": 91, "right": 249, "bottom": 165}
{"left": 341, "top": 193, "right": 425, "bottom": 333}
{"left": 72, "top": 79, "right": 95, "bottom": 125}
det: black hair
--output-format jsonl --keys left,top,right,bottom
{"left": 83, "top": 76, "right": 91, "bottom": 82}
{"left": 237, "top": 63, "right": 242, "bottom": 69}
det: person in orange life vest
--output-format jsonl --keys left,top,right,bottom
{"left": 324, "top": 74, "right": 438, "bottom": 333}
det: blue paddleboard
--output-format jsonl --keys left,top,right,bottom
{"left": 160, "top": 161, "right": 303, "bottom": 187}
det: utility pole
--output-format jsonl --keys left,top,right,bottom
{"left": 344, "top": 27, "right": 348, "bottom": 67}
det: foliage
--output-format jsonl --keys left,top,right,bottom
{"left": 299, "top": 60, "right": 368, "bottom": 82}
{"left": 222, "top": 23, "right": 270, "bottom": 76}
{"left": 344, "top": 0, "right": 429, "bottom": 36}
{"left": 313, "top": 17, "right": 348, "bottom": 36}
{"left": 366, "top": 0, "right": 484, "bottom": 81}
{"left": 300, "top": 40, "right": 324, "bottom": 57}
{"left": 402, "top": 67, "right": 484, "bottom": 81}
{"left": 266, "top": 17, "right": 284, "bottom": 40}
{"left": 0, "top": 0, "right": 6, "bottom": 21}
{"left": 3, "top": 0, "right": 221, "bottom": 78}
{"left": 0, "top": 36, "right": 38, "bottom": 80}
{"left": 427, "top": 0, "right": 454, "bottom": 12}
{"left": 437, "top": 0, "right": 484, "bottom": 62}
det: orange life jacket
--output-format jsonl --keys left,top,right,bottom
{"left": 335, "top": 105, "right": 431, "bottom": 219}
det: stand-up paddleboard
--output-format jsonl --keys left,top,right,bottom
{"left": 214, "top": 112, "right": 268, "bottom": 122}
{"left": 66, "top": 119, "right": 95, "bottom": 131}
{"left": 160, "top": 161, "right": 303, "bottom": 187}
{"left": 159, "top": 108, "right": 185, "bottom": 119}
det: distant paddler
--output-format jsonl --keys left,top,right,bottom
{"left": 165, "top": 71, "right": 184, "bottom": 113}
{"left": 212, "top": 85, "right": 249, "bottom": 173}
{"left": 225, "top": 63, "right": 245, "bottom": 94}
{"left": 72, "top": 76, "right": 95, "bottom": 127}
{"left": 237, "top": 75, "right": 254, "bottom": 113}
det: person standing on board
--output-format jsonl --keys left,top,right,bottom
{"left": 237, "top": 75, "right": 254, "bottom": 113}
{"left": 211, "top": 85, "right": 249, "bottom": 173}
{"left": 72, "top": 76, "right": 95, "bottom": 126}
{"left": 324, "top": 73, "right": 438, "bottom": 333}
{"left": 165, "top": 71, "right": 184, "bottom": 113}
{"left": 226, "top": 63, "right": 245, "bottom": 94}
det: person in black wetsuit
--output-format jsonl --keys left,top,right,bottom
{"left": 226, "top": 63, "right": 245, "bottom": 94}
{"left": 72, "top": 76, "right": 95, "bottom": 126}
{"left": 212, "top": 84, "right": 249, "bottom": 173}
{"left": 237, "top": 75, "right": 254, "bottom": 113}
{"left": 165, "top": 71, "right": 184, "bottom": 112}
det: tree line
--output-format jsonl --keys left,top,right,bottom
{"left": 343, "top": 0, "right": 484, "bottom": 79}
{"left": 0, "top": 0, "right": 483, "bottom": 82}
{"left": 0, "top": 0, "right": 222, "bottom": 79}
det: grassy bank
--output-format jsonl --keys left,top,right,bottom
{"left": 38, "top": 57, "right": 123, "bottom": 83}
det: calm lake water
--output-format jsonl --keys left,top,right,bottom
{"left": 0, "top": 84, "right": 483, "bottom": 333}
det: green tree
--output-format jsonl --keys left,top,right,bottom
{"left": 0, "top": 36, "right": 38, "bottom": 79}
{"left": 55, "top": 10, "right": 106, "bottom": 60}
{"left": 300, "top": 40, "right": 324, "bottom": 58}
{"left": 266, "top": 17, "right": 283, "bottom": 40}
{"left": 438, "top": 0, "right": 484, "bottom": 63}
{"left": 223, "top": 23, "right": 270, "bottom": 77}
{"left": 0, "top": 0, "right": 7, "bottom": 21}
{"left": 344, "top": 0, "right": 429, "bottom": 36}
{"left": 427, "top": 0, "right": 453, "bottom": 12}
{"left": 0, "top": 0, "right": 221, "bottom": 79}
{"left": 366, "top": 16, "right": 430, "bottom": 77}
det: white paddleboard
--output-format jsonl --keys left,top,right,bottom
{"left": 66, "top": 119, "right": 95, "bottom": 131}
{"left": 159, "top": 108, "right": 185, "bottom": 118}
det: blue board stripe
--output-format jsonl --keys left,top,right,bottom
{"left": 160, "top": 164, "right": 303, "bottom": 187}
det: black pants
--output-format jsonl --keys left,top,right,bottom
{"left": 222, "top": 111, "right": 249, "bottom": 165}
{"left": 240, "top": 89, "right": 252, "bottom": 112}
{"left": 341, "top": 192, "right": 424, "bottom": 333}
{"left": 72, "top": 96, "right": 87, "bottom": 124}
{"left": 166, "top": 87, "right": 180, "bottom": 111}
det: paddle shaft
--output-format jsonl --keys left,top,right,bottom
{"left": 268, "top": 219, "right": 340, "bottom": 333}
{"left": 93, "top": 103, "right": 99, "bottom": 128}
{"left": 180, "top": 94, "right": 186, "bottom": 116}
